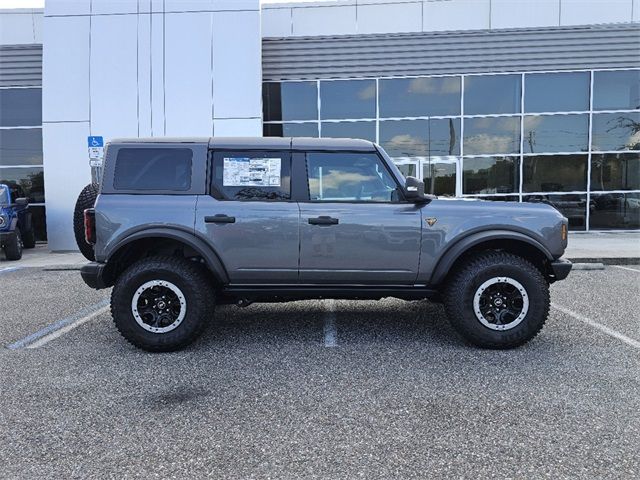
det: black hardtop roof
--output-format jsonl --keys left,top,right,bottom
{"left": 109, "top": 137, "right": 377, "bottom": 152}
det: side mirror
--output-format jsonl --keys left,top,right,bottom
{"left": 14, "top": 197, "right": 28, "bottom": 206}
{"left": 404, "top": 176, "right": 427, "bottom": 203}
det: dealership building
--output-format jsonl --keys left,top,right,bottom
{"left": 0, "top": 0, "right": 639, "bottom": 250}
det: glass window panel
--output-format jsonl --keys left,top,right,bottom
{"left": 394, "top": 163, "right": 417, "bottom": 179}
{"left": 590, "top": 193, "right": 640, "bottom": 230}
{"left": 379, "top": 76, "right": 461, "bottom": 117}
{"left": 0, "top": 88, "right": 42, "bottom": 127}
{"left": 525, "top": 72, "right": 590, "bottom": 113}
{"left": 262, "top": 82, "right": 318, "bottom": 121}
{"left": 380, "top": 119, "right": 428, "bottom": 157}
{"left": 320, "top": 80, "right": 376, "bottom": 120}
{"left": 429, "top": 118, "right": 460, "bottom": 156}
{"left": 0, "top": 166, "right": 44, "bottom": 203}
{"left": 470, "top": 195, "right": 519, "bottom": 202}
{"left": 463, "top": 116, "right": 520, "bottom": 155}
{"left": 591, "top": 112, "right": 640, "bottom": 151}
{"left": 524, "top": 194, "right": 587, "bottom": 230}
{"left": 114, "top": 148, "right": 192, "bottom": 191}
{"left": 463, "top": 156, "right": 519, "bottom": 194}
{"left": 523, "top": 114, "right": 588, "bottom": 153}
{"left": 29, "top": 205, "right": 47, "bottom": 241}
{"left": 422, "top": 161, "right": 456, "bottom": 196}
{"left": 263, "top": 123, "right": 319, "bottom": 137}
{"left": 321, "top": 121, "right": 376, "bottom": 142}
{"left": 590, "top": 153, "right": 640, "bottom": 191}
{"left": 523, "top": 155, "right": 587, "bottom": 192}
{"left": 0, "top": 129, "right": 43, "bottom": 166}
{"left": 464, "top": 74, "right": 521, "bottom": 115}
{"left": 593, "top": 70, "right": 640, "bottom": 111}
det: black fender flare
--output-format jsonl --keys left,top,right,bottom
{"left": 105, "top": 226, "right": 229, "bottom": 284}
{"left": 430, "top": 229, "right": 554, "bottom": 285}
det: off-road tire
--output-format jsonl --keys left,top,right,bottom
{"left": 111, "top": 256, "right": 215, "bottom": 352}
{"left": 4, "top": 227, "right": 23, "bottom": 260}
{"left": 444, "top": 251, "right": 549, "bottom": 349}
{"left": 22, "top": 214, "right": 36, "bottom": 249}
{"left": 73, "top": 183, "right": 99, "bottom": 261}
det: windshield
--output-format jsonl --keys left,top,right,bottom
{"left": 0, "top": 186, "right": 9, "bottom": 206}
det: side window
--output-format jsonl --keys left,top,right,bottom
{"left": 306, "top": 152, "right": 400, "bottom": 202}
{"left": 114, "top": 148, "right": 192, "bottom": 191}
{"left": 211, "top": 150, "right": 291, "bottom": 201}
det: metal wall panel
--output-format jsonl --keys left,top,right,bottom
{"left": 262, "top": 24, "right": 640, "bottom": 81}
{"left": 0, "top": 45, "right": 42, "bottom": 87}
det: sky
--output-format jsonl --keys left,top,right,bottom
{"left": 0, "top": 0, "right": 325, "bottom": 8}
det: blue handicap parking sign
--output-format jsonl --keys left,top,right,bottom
{"left": 88, "top": 136, "right": 104, "bottom": 148}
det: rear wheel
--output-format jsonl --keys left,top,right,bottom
{"left": 111, "top": 256, "right": 215, "bottom": 352}
{"left": 4, "top": 228, "right": 23, "bottom": 260}
{"left": 73, "top": 183, "right": 99, "bottom": 260}
{"left": 444, "top": 251, "right": 549, "bottom": 349}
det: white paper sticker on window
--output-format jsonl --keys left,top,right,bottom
{"left": 223, "top": 157, "right": 281, "bottom": 187}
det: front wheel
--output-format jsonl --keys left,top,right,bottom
{"left": 111, "top": 256, "right": 215, "bottom": 352}
{"left": 4, "top": 228, "right": 23, "bottom": 260}
{"left": 444, "top": 251, "right": 549, "bottom": 349}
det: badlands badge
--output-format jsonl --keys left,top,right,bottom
{"left": 426, "top": 217, "right": 437, "bottom": 227}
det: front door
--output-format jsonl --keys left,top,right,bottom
{"left": 298, "top": 151, "right": 422, "bottom": 284}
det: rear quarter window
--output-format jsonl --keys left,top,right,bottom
{"left": 114, "top": 148, "right": 193, "bottom": 191}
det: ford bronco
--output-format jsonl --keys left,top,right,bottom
{"left": 80, "top": 137, "right": 571, "bottom": 352}
{"left": 0, "top": 183, "right": 36, "bottom": 260}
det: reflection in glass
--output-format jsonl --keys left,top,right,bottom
{"left": 429, "top": 118, "right": 460, "bottom": 156}
{"left": 380, "top": 120, "right": 428, "bottom": 157}
{"left": 590, "top": 193, "right": 640, "bottom": 229}
{"left": 463, "top": 156, "right": 519, "bottom": 194}
{"left": 0, "top": 129, "right": 43, "bottom": 166}
{"left": 29, "top": 205, "right": 47, "bottom": 241}
{"left": 471, "top": 196, "right": 519, "bottom": 202}
{"left": 379, "top": 76, "right": 461, "bottom": 117}
{"left": 463, "top": 116, "right": 520, "bottom": 155}
{"left": 0, "top": 167, "right": 45, "bottom": 203}
{"left": 525, "top": 72, "right": 590, "bottom": 113}
{"left": 591, "top": 112, "right": 640, "bottom": 151}
{"left": 263, "top": 123, "right": 319, "bottom": 137}
{"left": 423, "top": 162, "right": 456, "bottom": 196}
{"left": 593, "top": 70, "right": 640, "bottom": 111}
{"left": 394, "top": 163, "right": 417, "bottom": 179}
{"left": 262, "top": 82, "right": 318, "bottom": 121}
{"left": 464, "top": 74, "right": 520, "bottom": 115}
{"left": 524, "top": 194, "right": 587, "bottom": 230}
{"left": 523, "top": 114, "right": 588, "bottom": 153}
{"left": 320, "top": 80, "right": 376, "bottom": 120}
{"left": 0, "top": 88, "right": 42, "bottom": 127}
{"left": 321, "top": 121, "right": 376, "bottom": 142}
{"left": 590, "top": 153, "right": 640, "bottom": 191}
{"left": 523, "top": 155, "right": 587, "bottom": 192}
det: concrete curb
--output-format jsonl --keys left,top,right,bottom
{"left": 568, "top": 257, "right": 640, "bottom": 265}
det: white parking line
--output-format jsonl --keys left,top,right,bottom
{"left": 613, "top": 265, "right": 640, "bottom": 273}
{"left": 551, "top": 303, "right": 640, "bottom": 350}
{"left": 0, "top": 266, "right": 22, "bottom": 274}
{"left": 323, "top": 300, "right": 338, "bottom": 347}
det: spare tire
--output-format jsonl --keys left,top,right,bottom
{"left": 73, "top": 183, "right": 99, "bottom": 261}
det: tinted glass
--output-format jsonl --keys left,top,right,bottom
{"left": 320, "top": 80, "right": 376, "bottom": 120}
{"left": 0, "top": 185, "right": 8, "bottom": 204}
{"left": 114, "top": 148, "right": 192, "bottom": 191}
{"left": 423, "top": 162, "right": 456, "bottom": 196}
{"left": 524, "top": 72, "right": 590, "bottom": 113}
{"left": 524, "top": 194, "right": 587, "bottom": 230}
{"left": 321, "top": 121, "right": 376, "bottom": 142}
{"left": 263, "top": 122, "right": 319, "bottom": 137}
{"left": 262, "top": 82, "right": 317, "bottom": 121}
{"left": 380, "top": 119, "right": 428, "bottom": 157}
{"left": 379, "top": 76, "right": 461, "bottom": 117}
{"left": 429, "top": 118, "right": 460, "bottom": 155}
{"left": 212, "top": 151, "right": 290, "bottom": 201}
{"left": 591, "top": 112, "right": 640, "bottom": 151}
{"left": 463, "top": 116, "right": 520, "bottom": 155}
{"left": 464, "top": 75, "right": 521, "bottom": 115}
{"left": 593, "top": 70, "right": 640, "bottom": 111}
{"left": 0, "top": 166, "right": 44, "bottom": 203}
{"left": 463, "top": 156, "right": 519, "bottom": 194}
{"left": 395, "top": 163, "right": 417, "bottom": 179}
{"left": 522, "top": 155, "right": 587, "bottom": 192}
{"left": 590, "top": 153, "right": 640, "bottom": 191}
{"left": 0, "top": 88, "right": 42, "bottom": 127}
{"left": 523, "top": 114, "right": 589, "bottom": 153}
{"left": 590, "top": 193, "right": 640, "bottom": 230}
{"left": 306, "top": 152, "right": 398, "bottom": 202}
{"left": 0, "top": 129, "right": 43, "bottom": 166}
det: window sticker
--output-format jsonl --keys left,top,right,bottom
{"left": 223, "top": 157, "right": 281, "bottom": 187}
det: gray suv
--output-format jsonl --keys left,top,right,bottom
{"left": 80, "top": 137, "right": 571, "bottom": 352}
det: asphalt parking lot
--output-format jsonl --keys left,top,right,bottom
{"left": 1, "top": 264, "right": 638, "bottom": 479}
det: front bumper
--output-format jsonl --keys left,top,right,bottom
{"left": 81, "top": 262, "right": 108, "bottom": 289}
{"left": 0, "top": 230, "right": 16, "bottom": 246}
{"left": 550, "top": 258, "right": 572, "bottom": 281}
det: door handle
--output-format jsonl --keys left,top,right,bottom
{"left": 205, "top": 214, "right": 236, "bottom": 224}
{"left": 308, "top": 216, "right": 339, "bottom": 225}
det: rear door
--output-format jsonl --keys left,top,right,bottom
{"left": 298, "top": 151, "right": 422, "bottom": 284}
{"left": 195, "top": 149, "right": 300, "bottom": 284}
